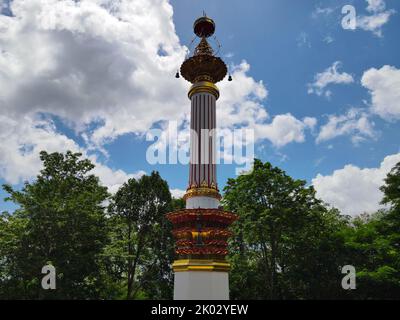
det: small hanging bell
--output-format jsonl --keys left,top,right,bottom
{"left": 228, "top": 74, "right": 232, "bottom": 81}
{"left": 175, "top": 71, "right": 180, "bottom": 78}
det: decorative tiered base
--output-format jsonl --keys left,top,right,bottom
{"left": 166, "top": 208, "right": 237, "bottom": 272}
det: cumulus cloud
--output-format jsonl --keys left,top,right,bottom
{"left": 218, "top": 61, "right": 315, "bottom": 148}
{"left": 366, "top": 0, "right": 386, "bottom": 13}
{"left": 255, "top": 114, "right": 316, "bottom": 148}
{"left": 0, "top": 114, "right": 144, "bottom": 192}
{"left": 1, "top": 0, "right": 311, "bottom": 152}
{"left": 0, "top": 0, "right": 190, "bottom": 192}
{"left": 357, "top": 0, "right": 395, "bottom": 37}
{"left": 0, "top": 0, "right": 188, "bottom": 149}
{"left": 361, "top": 65, "right": 400, "bottom": 120}
{"left": 308, "top": 61, "right": 354, "bottom": 98}
{"left": 91, "top": 161, "right": 145, "bottom": 194}
{"left": 0, "top": 114, "right": 78, "bottom": 184}
{"left": 218, "top": 61, "right": 268, "bottom": 130}
{"left": 170, "top": 188, "right": 185, "bottom": 199}
{"left": 357, "top": 11, "right": 394, "bottom": 36}
{"left": 312, "top": 153, "right": 400, "bottom": 216}
{"left": 316, "top": 108, "right": 376, "bottom": 144}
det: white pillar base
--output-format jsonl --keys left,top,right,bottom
{"left": 173, "top": 271, "right": 229, "bottom": 300}
{"left": 186, "top": 196, "right": 220, "bottom": 209}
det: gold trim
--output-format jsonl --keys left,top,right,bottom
{"left": 200, "top": 180, "right": 208, "bottom": 187}
{"left": 188, "top": 81, "right": 219, "bottom": 99}
{"left": 183, "top": 187, "right": 221, "bottom": 201}
{"left": 173, "top": 259, "right": 230, "bottom": 272}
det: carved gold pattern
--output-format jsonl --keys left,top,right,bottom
{"left": 181, "top": 55, "right": 227, "bottom": 85}
{"left": 200, "top": 180, "right": 208, "bottom": 187}
{"left": 194, "top": 37, "right": 214, "bottom": 56}
{"left": 183, "top": 186, "right": 221, "bottom": 201}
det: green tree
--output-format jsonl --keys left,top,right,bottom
{"left": 171, "top": 197, "right": 185, "bottom": 210}
{"left": 224, "top": 159, "right": 348, "bottom": 299}
{"left": 381, "top": 161, "right": 400, "bottom": 212}
{"left": 341, "top": 211, "right": 400, "bottom": 299}
{"left": 341, "top": 161, "right": 400, "bottom": 299}
{"left": 0, "top": 151, "right": 110, "bottom": 299}
{"left": 106, "top": 172, "right": 174, "bottom": 299}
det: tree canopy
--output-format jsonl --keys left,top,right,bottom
{"left": 0, "top": 151, "right": 109, "bottom": 299}
{"left": 223, "top": 159, "right": 400, "bottom": 300}
{"left": 105, "top": 171, "right": 174, "bottom": 299}
{"left": 1, "top": 153, "right": 400, "bottom": 299}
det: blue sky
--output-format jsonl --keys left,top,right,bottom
{"left": 0, "top": 0, "right": 399, "bottom": 216}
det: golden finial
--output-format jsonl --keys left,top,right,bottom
{"left": 194, "top": 37, "right": 214, "bottom": 56}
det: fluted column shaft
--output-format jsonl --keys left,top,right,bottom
{"left": 189, "top": 92, "right": 217, "bottom": 189}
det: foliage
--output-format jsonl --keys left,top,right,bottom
{"left": 105, "top": 172, "right": 174, "bottom": 299}
{"left": 0, "top": 151, "right": 109, "bottom": 299}
{"left": 223, "top": 159, "right": 350, "bottom": 299}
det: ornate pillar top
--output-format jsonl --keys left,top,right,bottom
{"left": 180, "top": 16, "right": 227, "bottom": 85}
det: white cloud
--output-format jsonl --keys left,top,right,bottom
{"left": 0, "top": 113, "right": 143, "bottom": 193}
{"left": 308, "top": 61, "right": 354, "bottom": 98}
{"left": 357, "top": 11, "right": 394, "bottom": 36}
{"left": 357, "top": 0, "right": 395, "bottom": 37}
{"left": 366, "top": 0, "right": 386, "bottom": 13}
{"left": 312, "top": 153, "right": 400, "bottom": 216}
{"left": 91, "top": 162, "right": 145, "bottom": 194}
{"left": 0, "top": 0, "right": 188, "bottom": 194}
{"left": 219, "top": 61, "right": 268, "bottom": 120}
{"left": 361, "top": 65, "right": 400, "bottom": 120}
{"left": 218, "top": 61, "right": 315, "bottom": 148}
{"left": 0, "top": 1, "right": 315, "bottom": 152}
{"left": 316, "top": 108, "right": 376, "bottom": 144}
{"left": 170, "top": 188, "right": 185, "bottom": 199}
{"left": 0, "top": 0, "right": 188, "bottom": 149}
{"left": 255, "top": 114, "right": 317, "bottom": 148}
{"left": 0, "top": 114, "right": 78, "bottom": 184}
